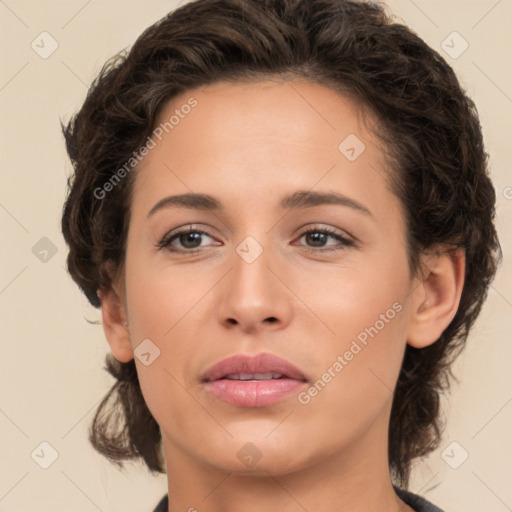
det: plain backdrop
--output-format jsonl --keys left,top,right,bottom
{"left": 0, "top": 1, "right": 511, "bottom": 511}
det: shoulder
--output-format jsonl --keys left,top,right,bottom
{"left": 394, "top": 486, "right": 445, "bottom": 512}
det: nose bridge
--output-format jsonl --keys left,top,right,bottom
{"left": 216, "top": 233, "right": 293, "bottom": 331}
{"left": 234, "top": 237, "right": 272, "bottom": 297}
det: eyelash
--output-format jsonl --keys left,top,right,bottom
{"left": 157, "top": 224, "right": 355, "bottom": 255}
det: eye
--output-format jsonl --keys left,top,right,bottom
{"left": 157, "top": 224, "right": 355, "bottom": 255}
{"left": 293, "top": 226, "right": 354, "bottom": 252}
{"left": 157, "top": 225, "right": 220, "bottom": 253}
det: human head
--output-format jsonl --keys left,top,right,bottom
{"left": 61, "top": 0, "right": 501, "bottom": 487}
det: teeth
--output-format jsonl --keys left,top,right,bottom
{"left": 225, "top": 372, "right": 283, "bottom": 380}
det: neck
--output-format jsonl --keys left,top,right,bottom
{"left": 161, "top": 410, "right": 413, "bottom": 512}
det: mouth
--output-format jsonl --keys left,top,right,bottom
{"left": 224, "top": 372, "right": 287, "bottom": 380}
{"left": 202, "top": 353, "right": 308, "bottom": 407}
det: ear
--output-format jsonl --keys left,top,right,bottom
{"left": 407, "top": 247, "right": 466, "bottom": 348}
{"left": 97, "top": 277, "right": 133, "bottom": 363}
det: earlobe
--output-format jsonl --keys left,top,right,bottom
{"left": 97, "top": 284, "right": 134, "bottom": 363}
{"left": 407, "top": 247, "right": 465, "bottom": 349}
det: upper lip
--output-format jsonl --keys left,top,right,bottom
{"left": 202, "top": 352, "right": 308, "bottom": 382}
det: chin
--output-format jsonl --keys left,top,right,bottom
{"left": 199, "top": 435, "right": 320, "bottom": 477}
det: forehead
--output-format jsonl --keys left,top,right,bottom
{"left": 130, "top": 79, "right": 399, "bottom": 221}
{"left": 154, "top": 78, "right": 373, "bottom": 152}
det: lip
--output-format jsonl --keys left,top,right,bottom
{"left": 202, "top": 352, "right": 308, "bottom": 407}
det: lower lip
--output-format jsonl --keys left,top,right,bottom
{"left": 204, "top": 378, "right": 306, "bottom": 407}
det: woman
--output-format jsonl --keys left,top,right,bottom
{"left": 61, "top": 0, "right": 501, "bottom": 511}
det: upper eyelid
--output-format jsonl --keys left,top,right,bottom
{"left": 162, "top": 224, "right": 349, "bottom": 239}
{"left": 160, "top": 224, "right": 354, "bottom": 250}
{"left": 160, "top": 226, "right": 216, "bottom": 245}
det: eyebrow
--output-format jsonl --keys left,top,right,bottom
{"left": 281, "top": 190, "right": 372, "bottom": 217}
{"left": 147, "top": 190, "right": 373, "bottom": 218}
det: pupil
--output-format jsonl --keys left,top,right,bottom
{"left": 306, "top": 232, "right": 326, "bottom": 247}
{"left": 181, "top": 233, "right": 202, "bottom": 248}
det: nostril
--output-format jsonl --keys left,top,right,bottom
{"left": 265, "top": 317, "right": 278, "bottom": 323}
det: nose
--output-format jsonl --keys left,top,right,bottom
{"left": 216, "top": 242, "right": 294, "bottom": 334}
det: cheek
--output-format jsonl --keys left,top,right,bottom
{"left": 293, "top": 253, "right": 410, "bottom": 422}
{"left": 294, "top": 302, "right": 408, "bottom": 450}
{"left": 125, "top": 251, "right": 208, "bottom": 341}
{"left": 292, "top": 244, "right": 410, "bottom": 350}
{"left": 121, "top": 249, "right": 196, "bottom": 413}
{"left": 134, "top": 358, "right": 195, "bottom": 442}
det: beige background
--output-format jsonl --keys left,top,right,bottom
{"left": 0, "top": 1, "right": 511, "bottom": 511}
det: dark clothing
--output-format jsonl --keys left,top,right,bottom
{"left": 152, "top": 486, "right": 444, "bottom": 511}
{"left": 394, "top": 486, "right": 444, "bottom": 511}
{"left": 152, "top": 494, "right": 167, "bottom": 512}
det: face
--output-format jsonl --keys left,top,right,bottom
{"left": 118, "top": 79, "right": 423, "bottom": 475}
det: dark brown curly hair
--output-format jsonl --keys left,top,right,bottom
{"left": 61, "top": 0, "right": 501, "bottom": 487}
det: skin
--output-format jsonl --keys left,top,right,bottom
{"left": 99, "top": 79, "right": 465, "bottom": 512}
